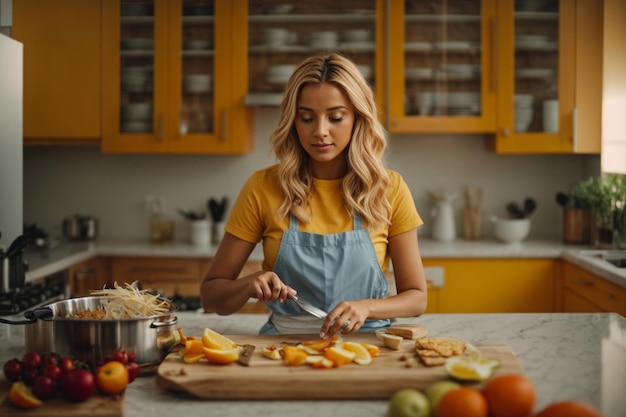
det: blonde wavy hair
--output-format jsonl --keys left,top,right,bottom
{"left": 271, "top": 53, "right": 391, "bottom": 231}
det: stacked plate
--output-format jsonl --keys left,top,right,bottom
{"left": 266, "top": 65, "right": 295, "bottom": 85}
{"left": 514, "top": 94, "right": 534, "bottom": 132}
{"left": 121, "top": 38, "right": 153, "bottom": 51}
{"left": 121, "top": 67, "right": 152, "bottom": 93}
{"left": 262, "top": 28, "right": 296, "bottom": 48}
{"left": 121, "top": 2, "right": 152, "bottom": 16}
{"left": 515, "top": 34, "right": 554, "bottom": 49}
{"left": 121, "top": 103, "right": 152, "bottom": 133}
{"left": 183, "top": 40, "right": 212, "bottom": 50}
{"left": 262, "top": 4, "right": 293, "bottom": 15}
{"left": 446, "top": 92, "right": 481, "bottom": 115}
{"left": 406, "top": 67, "right": 434, "bottom": 80}
{"left": 441, "top": 65, "right": 479, "bottom": 80}
{"left": 308, "top": 31, "right": 338, "bottom": 49}
{"left": 183, "top": 74, "right": 212, "bottom": 93}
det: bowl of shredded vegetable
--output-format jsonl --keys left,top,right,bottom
{"left": 23, "top": 282, "right": 180, "bottom": 369}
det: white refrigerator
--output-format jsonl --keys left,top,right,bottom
{"left": 0, "top": 33, "right": 23, "bottom": 249}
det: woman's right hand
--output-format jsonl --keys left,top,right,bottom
{"left": 248, "top": 271, "right": 293, "bottom": 303}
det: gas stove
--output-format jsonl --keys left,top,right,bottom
{"left": 0, "top": 273, "right": 68, "bottom": 316}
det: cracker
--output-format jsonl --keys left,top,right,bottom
{"left": 415, "top": 337, "right": 467, "bottom": 367}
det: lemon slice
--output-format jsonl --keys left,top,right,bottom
{"left": 444, "top": 355, "right": 500, "bottom": 382}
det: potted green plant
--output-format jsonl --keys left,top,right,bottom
{"left": 557, "top": 174, "right": 626, "bottom": 247}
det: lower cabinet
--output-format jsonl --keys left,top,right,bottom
{"left": 69, "top": 257, "right": 111, "bottom": 298}
{"left": 110, "top": 257, "right": 209, "bottom": 298}
{"left": 422, "top": 259, "right": 556, "bottom": 313}
{"left": 559, "top": 262, "right": 626, "bottom": 316}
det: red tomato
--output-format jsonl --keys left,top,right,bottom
{"left": 96, "top": 361, "right": 129, "bottom": 395}
{"left": 21, "top": 352, "right": 42, "bottom": 370}
{"left": 126, "top": 361, "right": 139, "bottom": 383}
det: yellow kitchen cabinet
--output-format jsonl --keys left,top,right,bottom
{"left": 110, "top": 257, "right": 208, "bottom": 298}
{"left": 68, "top": 257, "right": 111, "bottom": 298}
{"left": 12, "top": 0, "right": 101, "bottom": 144}
{"left": 422, "top": 258, "right": 555, "bottom": 313}
{"left": 559, "top": 262, "right": 626, "bottom": 315}
{"left": 490, "top": 0, "right": 602, "bottom": 154}
{"left": 101, "top": 0, "right": 252, "bottom": 154}
{"left": 387, "top": 0, "right": 498, "bottom": 134}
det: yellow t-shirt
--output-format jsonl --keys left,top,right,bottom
{"left": 225, "top": 165, "right": 423, "bottom": 273}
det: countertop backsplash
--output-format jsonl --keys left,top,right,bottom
{"left": 23, "top": 108, "right": 600, "bottom": 242}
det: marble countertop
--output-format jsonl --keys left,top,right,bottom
{"left": 1, "top": 312, "right": 625, "bottom": 416}
{"left": 23, "top": 238, "right": 626, "bottom": 289}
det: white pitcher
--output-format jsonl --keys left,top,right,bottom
{"left": 430, "top": 193, "right": 457, "bottom": 242}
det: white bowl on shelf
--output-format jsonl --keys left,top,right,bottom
{"left": 491, "top": 216, "right": 531, "bottom": 243}
{"left": 343, "top": 29, "right": 372, "bottom": 42}
{"left": 183, "top": 40, "right": 211, "bottom": 50}
{"left": 121, "top": 103, "right": 152, "bottom": 121}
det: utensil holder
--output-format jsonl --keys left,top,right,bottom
{"left": 190, "top": 220, "right": 210, "bottom": 247}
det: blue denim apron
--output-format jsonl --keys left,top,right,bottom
{"left": 259, "top": 214, "right": 390, "bottom": 334}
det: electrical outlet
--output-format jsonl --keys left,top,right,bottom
{"left": 424, "top": 266, "right": 445, "bottom": 288}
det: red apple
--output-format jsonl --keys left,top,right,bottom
{"left": 126, "top": 361, "right": 139, "bottom": 383}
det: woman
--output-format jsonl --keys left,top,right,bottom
{"left": 200, "top": 53, "right": 427, "bottom": 338}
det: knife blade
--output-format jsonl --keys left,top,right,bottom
{"left": 287, "top": 293, "right": 328, "bottom": 320}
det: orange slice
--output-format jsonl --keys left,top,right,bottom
{"left": 182, "top": 353, "right": 204, "bottom": 364}
{"left": 281, "top": 346, "right": 308, "bottom": 366}
{"left": 300, "top": 339, "right": 331, "bottom": 352}
{"left": 176, "top": 327, "right": 187, "bottom": 344}
{"left": 202, "top": 328, "right": 237, "bottom": 350}
{"left": 9, "top": 381, "right": 42, "bottom": 409}
{"left": 360, "top": 342, "right": 380, "bottom": 358}
{"left": 324, "top": 346, "right": 356, "bottom": 367}
{"left": 181, "top": 339, "right": 204, "bottom": 356}
{"left": 202, "top": 346, "right": 240, "bottom": 365}
{"left": 341, "top": 341, "right": 372, "bottom": 365}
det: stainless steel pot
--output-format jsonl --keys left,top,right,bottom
{"left": 20, "top": 296, "right": 178, "bottom": 368}
{"left": 62, "top": 214, "right": 98, "bottom": 241}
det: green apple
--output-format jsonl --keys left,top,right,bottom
{"left": 425, "top": 381, "right": 461, "bottom": 415}
{"left": 387, "top": 389, "right": 431, "bottom": 417}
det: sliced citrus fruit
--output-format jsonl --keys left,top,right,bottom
{"left": 182, "top": 339, "right": 205, "bottom": 356}
{"left": 183, "top": 353, "right": 204, "bottom": 364}
{"left": 176, "top": 327, "right": 187, "bottom": 344}
{"left": 9, "top": 381, "right": 43, "bottom": 409}
{"left": 310, "top": 357, "right": 334, "bottom": 369}
{"left": 202, "top": 346, "right": 240, "bottom": 365}
{"left": 281, "top": 346, "right": 308, "bottom": 366}
{"left": 202, "top": 328, "right": 237, "bottom": 350}
{"left": 444, "top": 355, "right": 500, "bottom": 381}
{"left": 360, "top": 342, "right": 380, "bottom": 357}
{"left": 324, "top": 346, "right": 356, "bottom": 367}
{"left": 300, "top": 339, "right": 331, "bottom": 352}
{"left": 341, "top": 341, "right": 372, "bottom": 365}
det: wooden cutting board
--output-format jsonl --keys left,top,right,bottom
{"left": 0, "top": 378, "right": 124, "bottom": 417}
{"left": 156, "top": 333, "right": 524, "bottom": 399}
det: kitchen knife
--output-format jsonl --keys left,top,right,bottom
{"left": 287, "top": 293, "right": 327, "bottom": 320}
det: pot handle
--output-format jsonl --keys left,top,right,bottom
{"left": 0, "top": 306, "right": 53, "bottom": 325}
{"left": 150, "top": 315, "right": 178, "bottom": 328}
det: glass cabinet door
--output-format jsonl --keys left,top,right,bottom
{"left": 493, "top": 0, "right": 577, "bottom": 153}
{"left": 388, "top": 0, "right": 496, "bottom": 133}
{"left": 246, "top": 0, "right": 381, "bottom": 107}
{"left": 103, "top": 0, "right": 234, "bottom": 154}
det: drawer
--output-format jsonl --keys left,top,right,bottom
{"left": 563, "top": 263, "right": 626, "bottom": 314}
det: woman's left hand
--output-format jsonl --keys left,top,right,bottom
{"left": 319, "top": 300, "right": 370, "bottom": 339}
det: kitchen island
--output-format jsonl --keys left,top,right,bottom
{"left": 1, "top": 312, "right": 625, "bottom": 417}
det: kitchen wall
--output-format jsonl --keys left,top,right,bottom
{"left": 23, "top": 107, "right": 599, "bottom": 243}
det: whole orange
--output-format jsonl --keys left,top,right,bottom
{"left": 482, "top": 374, "right": 536, "bottom": 417}
{"left": 437, "top": 386, "right": 488, "bottom": 417}
{"left": 535, "top": 400, "right": 601, "bottom": 417}
{"left": 96, "top": 360, "right": 129, "bottom": 395}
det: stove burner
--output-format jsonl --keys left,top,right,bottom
{"left": 0, "top": 277, "right": 66, "bottom": 316}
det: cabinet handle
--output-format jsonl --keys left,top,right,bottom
{"left": 501, "top": 127, "right": 510, "bottom": 137}
{"left": 572, "top": 107, "right": 578, "bottom": 152}
{"left": 157, "top": 114, "right": 164, "bottom": 141}
{"left": 491, "top": 18, "right": 497, "bottom": 93}
{"left": 570, "top": 275, "right": 594, "bottom": 287}
{"left": 220, "top": 109, "right": 227, "bottom": 142}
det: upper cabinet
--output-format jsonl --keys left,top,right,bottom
{"left": 387, "top": 0, "right": 497, "bottom": 134}
{"left": 490, "top": 0, "right": 602, "bottom": 154}
{"left": 243, "top": 0, "right": 384, "bottom": 111}
{"left": 13, "top": 0, "right": 102, "bottom": 144}
{"left": 101, "top": 0, "right": 252, "bottom": 154}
